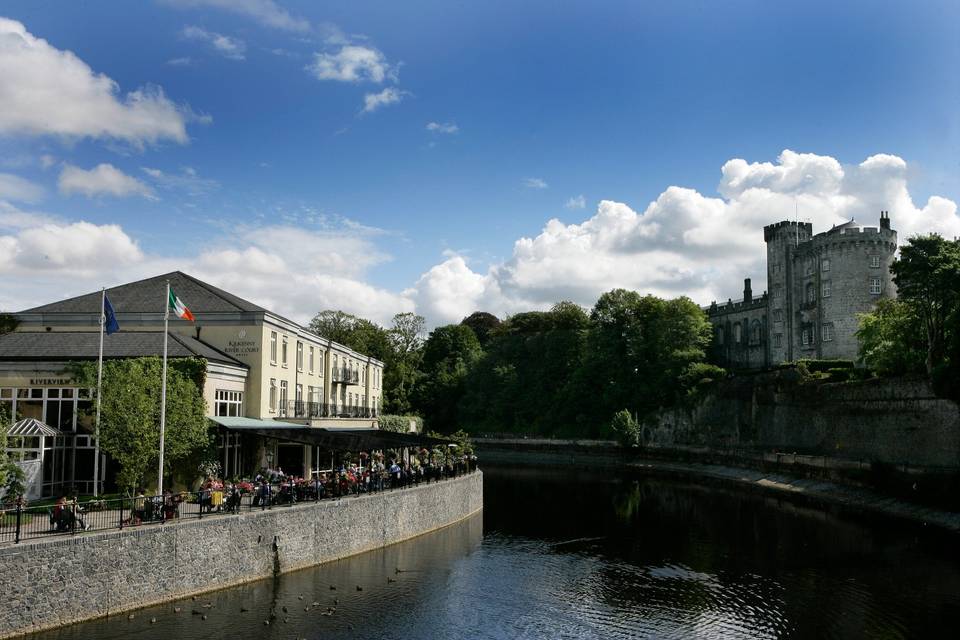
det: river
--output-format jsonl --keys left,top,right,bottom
{"left": 29, "top": 465, "right": 960, "bottom": 639}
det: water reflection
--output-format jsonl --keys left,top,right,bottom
{"left": 28, "top": 466, "right": 960, "bottom": 639}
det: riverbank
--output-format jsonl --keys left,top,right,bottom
{"left": 475, "top": 438, "right": 960, "bottom": 534}
{"left": 0, "top": 471, "right": 483, "bottom": 639}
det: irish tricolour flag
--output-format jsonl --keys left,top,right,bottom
{"left": 168, "top": 288, "right": 195, "bottom": 321}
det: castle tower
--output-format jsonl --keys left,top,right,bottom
{"left": 764, "top": 220, "right": 812, "bottom": 364}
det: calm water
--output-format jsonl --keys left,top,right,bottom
{"left": 31, "top": 466, "right": 960, "bottom": 639}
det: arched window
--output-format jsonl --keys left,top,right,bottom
{"left": 750, "top": 320, "right": 762, "bottom": 345}
{"left": 716, "top": 325, "right": 725, "bottom": 345}
{"left": 733, "top": 323, "right": 742, "bottom": 344}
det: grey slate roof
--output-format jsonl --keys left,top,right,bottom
{"left": 0, "top": 331, "right": 246, "bottom": 367}
{"left": 20, "top": 271, "right": 266, "bottom": 315}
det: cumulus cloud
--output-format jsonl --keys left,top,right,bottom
{"left": 167, "top": 56, "right": 194, "bottom": 66}
{"left": 524, "top": 177, "right": 548, "bottom": 189}
{"left": 0, "top": 17, "right": 197, "bottom": 146}
{"left": 181, "top": 25, "right": 246, "bottom": 60}
{"left": 308, "top": 45, "right": 395, "bottom": 83}
{"left": 58, "top": 163, "right": 157, "bottom": 199}
{"left": 565, "top": 195, "right": 586, "bottom": 210}
{"left": 406, "top": 150, "right": 960, "bottom": 325}
{"left": 0, "top": 173, "right": 44, "bottom": 203}
{"left": 426, "top": 122, "right": 459, "bottom": 134}
{"left": 163, "top": 0, "right": 309, "bottom": 32}
{"left": 362, "top": 87, "right": 405, "bottom": 113}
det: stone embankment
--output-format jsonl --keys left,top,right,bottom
{"left": 0, "top": 471, "right": 483, "bottom": 639}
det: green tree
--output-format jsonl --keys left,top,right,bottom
{"left": 460, "top": 311, "right": 501, "bottom": 347}
{"left": 69, "top": 357, "right": 210, "bottom": 491}
{"left": 384, "top": 312, "right": 426, "bottom": 414}
{"left": 890, "top": 235, "right": 960, "bottom": 376}
{"left": 857, "top": 298, "right": 926, "bottom": 376}
{"left": 610, "top": 409, "right": 640, "bottom": 447}
{"left": 413, "top": 325, "right": 481, "bottom": 432}
{"left": 0, "top": 314, "right": 18, "bottom": 335}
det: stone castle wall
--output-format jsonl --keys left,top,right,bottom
{"left": 0, "top": 472, "right": 483, "bottom": 639}
{"left": 644, "top": 373, "right": 960, "bottom": 469}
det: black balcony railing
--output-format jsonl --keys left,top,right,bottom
{"left": 331, "top": 367, "right": 361, "bottom": 385}
{"left": 284, "top": 401, "right": 377, "bottom": 420}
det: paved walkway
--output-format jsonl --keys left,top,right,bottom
{"left": 627, "top": 459, "right": 960, "bottom": 533}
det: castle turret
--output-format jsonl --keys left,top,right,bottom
{"left": 743, "top": 278, "right": 752, "bottom": 304}
{"left": 880, "top": 210, "right": 891, "bottom": 230}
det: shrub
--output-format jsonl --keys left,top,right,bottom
{"left": 379, "top": 414, "right": 423, "bottom": 433}
{"left": 610, "top": 409, "right": 640, "bottom": 448}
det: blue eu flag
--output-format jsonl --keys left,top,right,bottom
{"left": 103, "top": 294, "right": 120, "bottom": 335}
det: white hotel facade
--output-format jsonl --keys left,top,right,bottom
{"left": 0, "top": 272, "right": 385, "bottom": 497}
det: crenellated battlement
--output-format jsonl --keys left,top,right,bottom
{"left": 764, "top": 220, "right": 813, "bottom": 241}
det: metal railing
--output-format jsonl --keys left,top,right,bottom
{"left": 284, "top": 401, "right": 377, "bottom": 419}
{"left": 331, "top": 368, "right": 360, "bottom": 385}
{"left": 0, "top": 464, "right": 478, "bottom": 545}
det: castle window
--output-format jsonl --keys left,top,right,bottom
{"left": 822, "top": 323, "right": 833, "bottom": 342}
{"left": 749, "top": 320, "right": 761, "bottom": 345}
{"left": 870, "top": 255, "right": 880, "bottom": 268}
{"left": 774, "top": 334, "right": 782, "bottom": 348}
{"left": 716, "top": 326, "right": 724, "bottom": 346}
{"left": 733, "top": 323, "right": 742, "bottom": 344}
{"left": 773, "top": 285, "right": 782, "bottom": 300}
{"left": 806, "top": 282, "right": 816, "bottom": 303}
{"left": 870, "top": 278, "right": 882, "bottom": 295}
{"left": 801, "top": 328, "right": 813, "bottom": 346}
{"left": 822, "top": 280, "right": 831, "bottom": 298}
{"left": 805, "top": 259, "right": 813, "bottom": 275}
{"left": 822, "top": 258, "right": 831, "bottom": 272}
{"left": 773, "top": 309, "right": 783, "bottom": 323}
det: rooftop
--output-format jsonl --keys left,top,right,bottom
{"left": 19, "top": 271, "right": 266, "bottom": 315}
{"left": 0, "top": 331, "right": 245, "bottom": 367}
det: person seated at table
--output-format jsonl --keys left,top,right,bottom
{"left": 51, "top": 496, "right": 72, "bottom": 531}
{"left": 131, "top": 488, "right": 147, "bottom": 525}
{"left": 67, "top": 493, "right": 89, "bottom": 530}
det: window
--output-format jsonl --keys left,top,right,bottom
{"left": 296, "top": 341, "right": 303, "bottom": 371}
{"left": 870, "top": 255, "right": 881, "bottom": 268}
{"left": 806, "top": 282, "right": 816, "bottom": 303}
{"left": 822, "top": 280, "right": 831, "bottom": 298}
{"left": 214, "top": 390, "right": 243, "bottom": 417}
{"left": 870, "top": 278, "right": 882, "bottom": 295}
{"left": 801, "top": 329, "right": 810, "bottom": 346}
{"left": 716, "top": 325, "right": 724, "bottom": 346}
{"left": 733, "top": 323, "right": 742, "bottom": 344}
{"left": 822, "top": 323, "right": 834, "bottom": 342}
{"left": 773, "top": 285, "right": 782, "bottom": 300}
{"left": 270, "top": 332, "right": 277, "bottom": 364}
{"left": 280, "top": 380, "right": 288, "bottom": 409}
{"left": 773, "top": 309, "right": 783, "bottom": 323}
{"left": 774, "top": 334, "right": 782, "bottom": 348}
{"left": 295, "top": 384, "right": 303, "bottom": 403}
{"left": 749, "top": 320, "right": 761, "bottom": 345}
{"left": 281, "top": 336, "right": 288, "bottom": 367}
{"left": 318, "top": 352, "right": 323, "bottom": 374}
{"left": 822, "top": 258, "right": 831, "bottom": 272}
{"left": 269, "top": 379, "right": 277, "bottom": 412}
{"left": 805, "top": 259, "right": 813, "bottom": 275}
{"left": 309, "top": 346, "right": 315, "bottom": 373}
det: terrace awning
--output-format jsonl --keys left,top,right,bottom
{"left": 9, "top": 418, "right": 61, "bottom": 437}
{"left": 209, "top": 417, "right": 452, "bottom": 451}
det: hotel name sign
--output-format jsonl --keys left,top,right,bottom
{"left": 30, "top": 378, "right": 72, "bottom": 386}
{"left": 223, "top": 331, "right": 259, "bottom": 357}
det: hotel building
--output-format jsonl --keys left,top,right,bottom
{"left": 0, "top": 272, "right": 385, "bottom": 497}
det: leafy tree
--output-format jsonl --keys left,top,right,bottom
{"left": 890, "top": 235, "right": 960, "bottom": 375}
{"left": 857, "top": 299, "right": 926, "bottom": 376}
{"left": 69, "top": 357, "right": 210, "bottom": 491}
{"left": 384, "top": 313, "right": 426, "bottom": 414}
{"left": 610, "top": 409, "right": 640, "bottom": 447}
{"left": 413, "top": 325, "right": 481, "bottom": 431}
{"left": 460, "top": 311, "right": 501, "bottom": 346}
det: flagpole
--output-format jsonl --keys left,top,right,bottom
{"left": 93, "top": 288, "right": 105, "bottom": 497}
{"left": 158, "top": 281, "right": 169, "bottom": 495}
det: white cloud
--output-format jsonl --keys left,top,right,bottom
{"left": 565, "top": 194, "right": 586, "bottom": 209}
{"left": 167, "top": 56, "right": 194, "bottom": 66}
{"left": 406, "top": 150, "right": 960, "bottom": 325}
{"left": 141, "top": 166, "right": 218, "bottom": 196}
{"left": 39, "top": 155, "right": 56, "bottom": 169}
{"left": 58, "top": 163, "right": 156, "bottom": 199}
{"left": 0, "top": 17, "right": 196, "bottom": 146}
{"left": 362, "top": 87, "right": 405, "bottom": 113}
{"left": 524, "top": 177, "right": 548, "bottom": 189}
{"left": 164, "top": 0, "right": 309, "bottom": 32}
{"left": 181, "top": 26, "right": 246, "bottom": 60}
{"left": 0, "top": 173, "right": 44, "bottom": 203}
{"left": 308, "top": 45, "right": 395, "bottom": 83}
{"left": 426, "top": 122, "right": 458, "bottom": 134}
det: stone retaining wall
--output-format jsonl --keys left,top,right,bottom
{"left": 0, "top": 471, "right": 483, "bottom": 639}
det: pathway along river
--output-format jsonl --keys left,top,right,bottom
{"left": 29, "top": 465, "right": 960, "bottom": 639}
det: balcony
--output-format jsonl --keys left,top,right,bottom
{"left": 283, "top": 400, "right": 377, "bottom": 420}
{"left": 331, "top": 367, "right": 360, "bottom": 385}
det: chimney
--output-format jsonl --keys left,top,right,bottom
{"left": 880, "top": 210, "right": 891, "bottom": 230}
{"left": 743, "top": 278, "right": 753, "bottom": 304}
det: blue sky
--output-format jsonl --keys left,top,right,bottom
{"left": 1, "top": 0, "right": 958, "bottom": 325}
